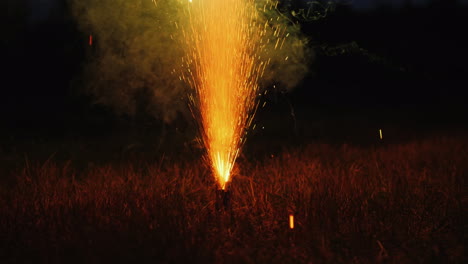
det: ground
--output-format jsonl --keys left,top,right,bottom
{"left": 0, "top": 114, "right": 466, "bottom": 263}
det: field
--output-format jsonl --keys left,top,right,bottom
{"left": 0, "top": 132, "right": 466, "bottom": 263}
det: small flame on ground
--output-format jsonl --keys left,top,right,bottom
{"left": 289, "top": 214, "right": 295, "bottom": 229}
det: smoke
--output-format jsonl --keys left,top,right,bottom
{"left": 258, "top": 0, "right": 313, "bottom": 91}
{"left": 71, "top": 0, "right": 311, "bottom": 123}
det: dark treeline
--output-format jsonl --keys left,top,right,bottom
{"left": 1, "top": 0, "right": 467, "bottom": 135}
{"left": 290, "top": 0, "right": 468, "bottom": 107}
{"left": 1, "top": 0, "right": 85, "bottom": 132}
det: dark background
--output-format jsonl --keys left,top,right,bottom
{"left": 1, "top": 0, "right": 467, "bottom": 154}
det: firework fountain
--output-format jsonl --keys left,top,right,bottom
{"left": 182, "top": 0, "right": 284, "bottom": 195}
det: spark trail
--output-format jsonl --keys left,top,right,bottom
{"left": 182, "top": 0, "right": 281, "bottom": 189}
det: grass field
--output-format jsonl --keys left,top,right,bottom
{"left": 0, "top": 135, "right": 466, "bottom": 263}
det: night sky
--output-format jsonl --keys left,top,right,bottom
{"left": 351, "top": 0, "right": 459, "bottom": 9}
{"left": 25, "top": 0, "right": 468, "bottom": 21}
{"left": 2, "top": 0, "right": 468, "bottom": 137}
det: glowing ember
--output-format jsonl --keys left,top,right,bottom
{"left": 289, "top": 214, "right": 294, "bottom": 229}
{"left": 182, "top": 0, "right": 277, "bottom": 189}
{"left": 379, "top": 129, "right": 383, "bottom": 140}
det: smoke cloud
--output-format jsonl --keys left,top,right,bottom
{"left": 71, "top": 0, "right": 311, "bottom": 123}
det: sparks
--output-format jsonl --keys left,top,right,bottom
{"left": 289, "top": 214, "right": 294, "bottom": 229}
{"left": 182, "top": 0, "right": 279, "bottom": 189}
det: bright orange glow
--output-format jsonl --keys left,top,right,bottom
{"left": 182, "top": 0, "right": 276, "bottom": 189}
{"left": 289, "top": 214, "right": 294, "bottom": 229}
{"left": 379, "top": 129, "right": 383, "bottom": 140}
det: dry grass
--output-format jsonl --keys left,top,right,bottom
{"left": 0, "top": 136, "right": 466, "bottom": 263}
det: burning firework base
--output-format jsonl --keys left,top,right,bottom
{"left": 214, "top": 189, "right": 235, "bottom": 227}
{"left": 215, "top": 189, "right": 232, "bottom": 213}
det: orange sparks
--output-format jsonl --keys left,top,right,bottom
{"left": 182, "top": 0, "right": 278, "bottom": 189}
{"left": 289, "top": 214, "right": 294, "bottom": 229}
